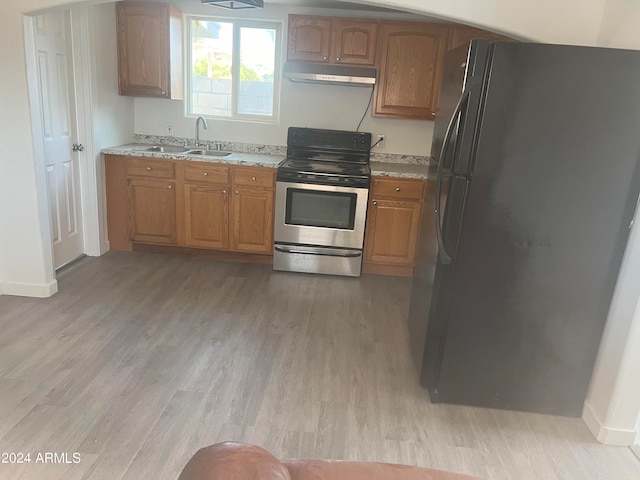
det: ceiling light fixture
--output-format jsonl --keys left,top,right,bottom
{"left": 201, "top": 0, "right": 264, "bottom": 9}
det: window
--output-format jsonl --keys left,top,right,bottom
{"left": 187, "top": 17, "right": 281, "bottom": 121}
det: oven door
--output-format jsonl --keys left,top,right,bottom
{"left": 274, "top": 181, "right": 369, "bottom": 249}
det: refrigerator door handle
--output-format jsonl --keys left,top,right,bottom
{"left": 435, "top": 87, "right": 475, "bottom": 265}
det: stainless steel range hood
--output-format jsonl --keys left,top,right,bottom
{"left": 283, "top": 62, "right": 376, "bottom": 87}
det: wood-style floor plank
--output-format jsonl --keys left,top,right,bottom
{"left": 0, "top": 252, "right": 638, "bottom": 480}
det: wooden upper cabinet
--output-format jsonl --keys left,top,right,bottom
{"left": 116, "top": 1, "right": 183, "bottom": 99}
{"left": 288, "top": 15, "right": 331, "bottom": 63}
{"left": 374, "top": 22, "right": 449, "bottom": 120}
{"left": 448, "top": 25, "right": 515, "bottom": 51}
{"left": 331, "top": 19, "right": 378, "bottom": 66}
{"left": 288, "top": 15, "right": 377, "bottom": 66}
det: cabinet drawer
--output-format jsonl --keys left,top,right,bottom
{"left": 127, "top": 158, "right": 175, "bottom": 179}
{"left": 371, "top": 177, "right": 425, "bottom": 200}
{"left": 183, "top": 163, "right": 229, "bottom": 185}
{"left": 232, "top": 167, "right": 274, "bottom": 188}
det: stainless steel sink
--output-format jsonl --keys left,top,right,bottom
{"left": 144, "top": 145, "right": 190, "bottom": 153}
{"left": 186, "top": 149, "right": 231, "bottom": 157}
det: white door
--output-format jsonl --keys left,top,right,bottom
{"left": 33, "top": 10, "right": 84, "bottom": 268}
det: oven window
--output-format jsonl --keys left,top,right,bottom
{"left": 286, "top": 188, "right": 357, "bottom": 230}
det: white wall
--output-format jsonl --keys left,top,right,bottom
{"left": 598, "top": 0, "right": 640, "bottom": 48}
{"left": 134, "top": 0, "right": 433, "bottom": 156}
{"left": 88, "top": 2, "right": 135, "bottom": 251}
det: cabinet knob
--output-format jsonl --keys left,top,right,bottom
{"left": 396, "top": 187, "right": 401, "bottom": 192}
{"left": 223, "top": 189, "right": 227, "bottom": 194}
{"left": 161, "top": 90, "right": 166, "bottom": 95}
{"left": 168, "top": 185, "right": 173, "bottom": 189}
{"left": 373, "top": 201, "right": 377, "bottom": 205}
{"left": 235, "top": 190, "right": 239, "bottom": 195}
{"left": 252, "top": 177, "right": 256, "bottom": 181}
{"left": 323, "top": 56, "right": 328, "bottom": 61}
{"left": 146, "top": 167, "right": 152, "bottom": 171}
{"left": 203, "top": 172, "right": 208, "bottom": 176}
{"left": 336, "top": 57, "right": 341, "bottom": 62}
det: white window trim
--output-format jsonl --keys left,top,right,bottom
{"left": 185, "top": 15, "right": 282, "bottom": 123}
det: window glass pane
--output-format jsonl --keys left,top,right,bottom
{"left": 191, "top": 20, "right": 233, "bottom": 117}
{"left": 238, "top": 27, "right": 276, "bottom": 116}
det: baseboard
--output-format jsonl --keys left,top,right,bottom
{"left": 0, "top": 279, "right": 58, "bottom": 298}
{"left": 583, "top": 401, "right": 638, "bottom": 446}
{"left": 631, "top": 444, "right": 640, "bottom": 460}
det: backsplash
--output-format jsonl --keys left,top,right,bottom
{"left": 133, "top": 134, "right": 430, "bottom": 165}
{"left": 133, "top": 134, "right": 287, "bottom": 156}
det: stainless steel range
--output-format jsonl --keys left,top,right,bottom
{"left": 274, "top": 127, "right": 372, "bottom": 277}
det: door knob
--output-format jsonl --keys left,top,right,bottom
{"left": 72, "top": 143, "right": 84, "bottom": 152}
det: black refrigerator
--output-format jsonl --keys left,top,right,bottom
{"left": 408, "top": 40, "right": 640, "bottom": 417}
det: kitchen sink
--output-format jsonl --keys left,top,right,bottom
{"left": 186, "top": 149, "right": 231, "bottom": 157}
{"left": 144, "top": 145, "right": 190, "bottom": 153}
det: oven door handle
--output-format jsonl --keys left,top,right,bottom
{"left": 275, "top": 245, "right": 363, "bottom": 258}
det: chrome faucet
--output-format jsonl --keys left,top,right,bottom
{"left": 195, "top": 116, "right": 208, "bottom": 147}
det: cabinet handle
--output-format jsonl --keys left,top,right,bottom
{"left": 168, "top": 185, "right": 173, "bottom": 189}
{"left": 235, "top": 190, "right": 239, "bottom": 195}
{"left": 146, "top": 167, "right": 152, "bottom": 171}
{"left": 252, "top": 177, "right": 256, "bottom": 181}
{"left": 203, "top": 172, "right": 208, "bottom": 176}
{"left": 396, "top": 187, "right": 401, "bottom": 192}
{"left": 373, "top": 201, "right": 377, "bottom": 205}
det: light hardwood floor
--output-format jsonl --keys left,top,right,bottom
{"left": 0, "top": 252, "right": 638, "bottom": 480}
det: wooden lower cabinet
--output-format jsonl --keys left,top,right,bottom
{"left": 231, "top": 188, "right": 274, "bottom": 253}
{"left": 363, "top": 176, "right": 426, "bottom": 276}
{"left": 105, "top": 155, "right": 275, "bottom": 257}
{"left": 128, "top": 177, "right": 177, "bottom": 244}
{"left": 183, "top": 184, "right": 229, "bottom": 249}
{"left": 364, "top": 199, "right": 421, "bottom": 265}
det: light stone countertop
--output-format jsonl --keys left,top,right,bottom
{"left": 103, "top": 143, "right": 430, "bottom": 178}
{"left": 102, "top": 143, "right": 285, "bottom": 168}
{"left": 370, "top": 161, "right": 430, "bottom": 179}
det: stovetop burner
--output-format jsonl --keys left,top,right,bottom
{"left": 278, "top": 127, "right": 373, "bottom": 188}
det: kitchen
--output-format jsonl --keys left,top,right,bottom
{"left": 1, "top": 0, "right": 640, "bottom": 478}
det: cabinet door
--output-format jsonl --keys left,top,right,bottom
{"left": 374, "top": 22, "right": 448, "bottom": 120}
{"left": 364, "top": 199, "right": 421, "bottom": 265}
{"left": 288, "top": 15, "right": 331, "bottom": 63}
{"left": 184, "top": 184, "right": 229, "bottom": 249}
{"left": 117, "top": 2, "right": 182, "bottom": 99}
{"left": 128, "top": 178, "right": 177, "bottom": 244}
{"left": 331, "top": 19, "right": 378, "bottom": 66}
{"left": 231, "top": 188, "right": 274, "bottom": 253}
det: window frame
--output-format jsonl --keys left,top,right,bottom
{"left": 185, "top": 15, "right": 282, "bottom": 123}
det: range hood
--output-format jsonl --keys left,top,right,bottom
{"left": 283, "top": 62, "right": 376, "bottom": 87}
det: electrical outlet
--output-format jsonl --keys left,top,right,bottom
{"left": 376, "top": 134, "right": 386, "bottom": 149}
{"left": 165, "top": 122, "right": 174, "bottom": 136}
